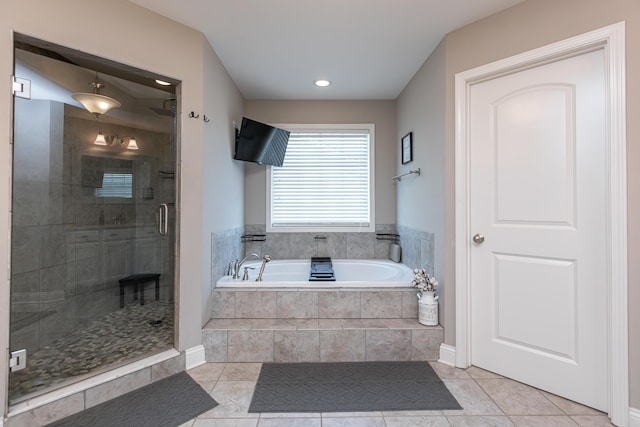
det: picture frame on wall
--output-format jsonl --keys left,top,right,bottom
{"left": 402, "top": 132, "right": 413, "bottom": 164}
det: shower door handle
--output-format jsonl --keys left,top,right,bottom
{"left": 158, "top": 203, "right": 169, "bottom": 236}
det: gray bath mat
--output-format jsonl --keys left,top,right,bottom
{"left": 249, "top": 361, "right": 462, "bottom": 413}
{"left": 47, "top": 371, "right": 217, "bottom": 427}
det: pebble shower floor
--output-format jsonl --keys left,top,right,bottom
{"left": 9, "top": 300, "right": 173, "bottom": 402}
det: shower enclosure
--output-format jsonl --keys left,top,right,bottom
{"left": 8, "top": 36, "right": 177, "bottom": 404}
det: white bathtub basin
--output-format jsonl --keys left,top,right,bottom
{"left": 217, "top": 259, "right": 413, "bottom": 288}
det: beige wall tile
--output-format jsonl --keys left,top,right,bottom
{"left": 365, "top": 330, "right": 411, "bottom": 360}
{"left": 85, "top": 367, "right": 151, "bottom": 408}
{"left": 320, "top": 330, "right": 365, "bottom": 362}
{"left": 318, "top": 291, "right": 360, "bottom": 318}
{"left": 235, "top": 291, "right": 276, "bottom": 319}
{"left": 151, "top": 353, "right": 185, "bottom": 381}
{"left": 411, "top": 328, "right": 443, "bottom": 361}
{"left": 203, "top": 330, "right": 228, "bottom": 362}
{"left": 277, "top": 291, "right": 318, "bottom": 318}
{"left": 361, "top": 291, "right": 402, "bottom": 318}
{"left": 6, "top": 392, "right": 85, "bottom": 427}
{"left": 228, "top": 330, "right": 273, "bottom": 362}
{"left": 211, "top": 291, "right": 235, "bottom": 319}
{"left": 273, "top": 330, "right": 320, "bottom": 362}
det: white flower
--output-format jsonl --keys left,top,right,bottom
{"left": 412, "top": 268, "right": 438, "bottom": 293}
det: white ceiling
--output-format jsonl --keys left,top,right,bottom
{"left": 129, "top": 0, "right": 524, "bottom": 100}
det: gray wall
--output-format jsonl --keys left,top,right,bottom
{"left": 396, "top": 39, "right": 447, "bottom": 329}
{"left": 243, "top": 100, "right": 398, "bottom": 226}
{"left": 201, "top": 37, "right": 245, "bottom": 326}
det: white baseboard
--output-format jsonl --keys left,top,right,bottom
{"left": 438, "top": 344, "right": 456, "bottom": 366}
{"left": 185, "top": 345, "right": 206, "bottom": 370}
{"left": 629, "top": 407, "right": 640, "bottom": 427}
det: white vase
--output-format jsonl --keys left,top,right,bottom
{"left": 417, "top": 291, "right": 438, "bottom": 326}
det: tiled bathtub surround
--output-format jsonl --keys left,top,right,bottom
{"left": 211, "top": 226, "right": 244, "bottom": 286}
{"left": 242, "top": 224, "right": 397, "bottom": 260}
{"left": 208, "top": 225, "right": 441, "bottom": 365}
{"left": 396, "top": 224, "right": 435, "bottom": 273}
{"left": 205, "top": 288, "right": 443, "bottom": 363}
{"left": 203, "top": 319, "right": 442, "bottom": 363}
{"left": 211, "top": 289, "right": 418, "bottom": 320}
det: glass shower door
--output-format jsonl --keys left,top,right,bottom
{"left": 9, "top": 40, "right": 176, "bottom": 404}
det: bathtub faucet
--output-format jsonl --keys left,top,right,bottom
{"left": 256, "top": 255, "right": 271, "bottom": 282}
{"left": 233, "top": 253, "right": 260, "bottom": 279}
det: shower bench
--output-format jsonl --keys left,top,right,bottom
{"left": 119, "top": 273, "right": 161, "bottom": 308}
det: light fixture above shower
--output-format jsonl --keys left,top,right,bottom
{"left": 94, "top": 131, "right": 139, "bottom": 150}
{"left": 72, "top": 73, "right": 121, "bottom": 117}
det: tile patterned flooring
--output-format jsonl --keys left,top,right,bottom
{"left": 181, "top": 362, "right": 614, "bottom": 427}
{"left": 9, "top": 300, "right": 173, "bottom": 403}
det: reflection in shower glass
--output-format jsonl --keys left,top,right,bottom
{"left": 95, "top": 173, "right": 133, "bottom": 198}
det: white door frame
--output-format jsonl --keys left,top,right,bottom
{"left": 454, "top": 22, "right": 628, "bottom": 425}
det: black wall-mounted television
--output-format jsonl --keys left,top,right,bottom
{"left": 234, "top": 117, "right": 290, "bottom": 167}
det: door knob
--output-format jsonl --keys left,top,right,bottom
{"left": 473, "top": 234, "right": 485, "bottom": 244}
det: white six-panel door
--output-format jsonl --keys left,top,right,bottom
{"left": 469, "top": 48, "right": 607, "bottom": 410}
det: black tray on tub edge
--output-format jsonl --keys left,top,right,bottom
{"left": 309, "top": 257, "right": 335, "bottom": 281}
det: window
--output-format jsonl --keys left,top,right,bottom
{"left": 95, "top": 173, "right": 133, "bottom": 198}
{"left": 268, "top": 124, "right": 374, "bottom": 232}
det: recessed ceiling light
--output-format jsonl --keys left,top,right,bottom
{"left": 155, "top": 79, "right": 171, "bottom": 86}
{"left": 314, "top": 79, "right": 331, "bottom": 87}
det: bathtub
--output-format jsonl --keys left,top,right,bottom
{"left": 216, "top": 259, "right": 413, "bottom": 288}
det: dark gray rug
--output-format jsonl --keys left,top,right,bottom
{"left": 249, "top": 361, "right": 462, "bottom": 413}
{"left": 47, "top": 372, "right": 217, "bottom": 427}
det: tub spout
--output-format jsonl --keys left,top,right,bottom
{"left": 256, "top": 255, "right": 271, "bottom": 282}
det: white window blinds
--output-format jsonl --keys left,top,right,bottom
{"left": 269, "top": 127, "right": 373, "bottom": 230}
{"left": 95, "top": 173, "right": 133, "bottom": 198}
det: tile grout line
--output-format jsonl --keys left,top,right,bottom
{"left": 467, "top": 373, "right": 508, "bottom": 418}
{"left": 470, "top": 374, "right": 572, "bottom": 421}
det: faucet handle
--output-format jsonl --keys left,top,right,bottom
{"left": 226, "top": 261, "right": 234, "bottom": 276}
{"left": 242, "top": 266, "right": 255, "bottom": 281}
{"left": 232, "top": 259, "right": 240, "bottom": 279}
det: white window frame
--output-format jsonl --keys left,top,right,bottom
{"left": 267, "top": 123, "right": 375, "bottom": 233}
